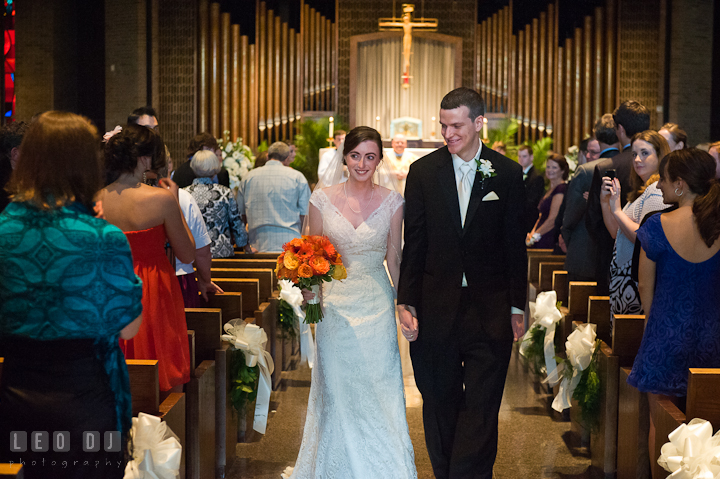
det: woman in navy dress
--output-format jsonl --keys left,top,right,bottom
{"left": 629, "top": 148, "right": 720, "bottom": 396}
{"left": 527, "top": 154, "right": 569, "bottom": 249}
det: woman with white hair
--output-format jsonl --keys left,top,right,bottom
{"left": 184, "top": 149, "right": 248, "bottom": 258}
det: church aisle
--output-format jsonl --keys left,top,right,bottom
{"left": 229, "top": 347, "right": 591, "bottom": 479}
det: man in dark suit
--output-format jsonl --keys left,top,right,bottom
{"left": 173, "top": 132, "right": 231, "bottom": 188}
{"left": 518, "top": 144, "right": 546, "bottom": 233}
{"left": 585, "top": 101, "right": 650, "bottom": 294}
{"left": 398, "top": 87, "right": 526, "bottom": 479}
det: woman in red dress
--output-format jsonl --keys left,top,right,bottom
{"left": 101, "top": 124, "right": 196, "bottom": 391}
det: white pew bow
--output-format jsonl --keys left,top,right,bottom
{"left": 123, "top": 413, "right": 182, "bottom": 479}
{"left": 552, "top": 323, "right": 597, "bottom": 412}
{"left": 519, "top": 291, "right": 563, "bottom": 383}
{"left": 658, "top": 418, "right": 720, "bottom": 479}
{"left": 278, "top": 279, "right": 315, "bottom": 368}
{"left": 221, "top": 319, "right": 275, "bottom": 434}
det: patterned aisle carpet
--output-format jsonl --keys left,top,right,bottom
{"left": 229, "top": 346, "right": 593, "bottom": 479}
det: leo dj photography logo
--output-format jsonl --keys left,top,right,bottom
{"left": 10, "top": 431, "right": 121, "bottom": 453}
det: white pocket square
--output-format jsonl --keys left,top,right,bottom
{"left": 482, "top": 191, "right": 500, "bottom": 201}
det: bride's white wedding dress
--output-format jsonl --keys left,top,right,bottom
{"left": 283, "top": 188, "right": 417, "bottom": 479}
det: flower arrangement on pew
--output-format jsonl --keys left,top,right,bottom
{"left": 124, "top": 413, "right": 182, "bottom": 479}
{"left": 221, "top": 319, "right": 274, "bottom": 434}
{"left": 217, "top": 130, "right": 255, "bottom": 192}
{"left": 275, "top": 236, "right": 346, "bottom": 324}
{"left": 519, "top": 291, "right": 563, "bottom": 380}
{"left": 658, "top": 418, "right": 720, "bottom": 477}
{"left": 552, "top": 323, "right": 602, "bottom": 432}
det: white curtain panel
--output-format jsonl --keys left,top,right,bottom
{"left": 356, "top": 37, "right": 455, "bottom": 138}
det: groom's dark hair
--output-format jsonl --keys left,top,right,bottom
{"left": 440, "top": 88, "right": 485, "bottom": 120}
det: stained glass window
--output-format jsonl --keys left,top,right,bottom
{"left": 3, "top": 0, "right": 15, "bottom": 122}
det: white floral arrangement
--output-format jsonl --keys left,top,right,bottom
{"left": 217, "top": 130, "right": 255, "bottom": 191}
{"left": 565, "top": 145, "right": 578, "bottom": 174}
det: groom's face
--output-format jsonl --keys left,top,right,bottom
{"left": 440, "top": 106, "right": 483, "bottom": 162}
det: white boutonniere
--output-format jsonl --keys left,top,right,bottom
{"left": 475, "top": 158, "right": 497, "bottom": 180}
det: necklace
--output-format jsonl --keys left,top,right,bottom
{"left": 344, "top": 181, "right": 374, "bottom": 214}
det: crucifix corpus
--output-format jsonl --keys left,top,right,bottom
{"left": 379, "top": 4, "right": 438, "bottom": 88}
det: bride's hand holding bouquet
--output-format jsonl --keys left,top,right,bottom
{"left": 276, "top": 235, "right": 346, "bottom": 324}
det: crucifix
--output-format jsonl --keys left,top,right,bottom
{"left": 379, "top": 4, "right": 438, "bottom": 88}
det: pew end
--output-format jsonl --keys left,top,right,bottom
{"left": 552, "top": 270, "right": 569, "bottom": 306}
{"left": 0, "top": 464, "right": 23, "bottom": 478}
{"left": 611, "top": 315, "right": 645, "bottom": 368}
{"left": 687, "top": 368, "right": 720, "bottom": 430}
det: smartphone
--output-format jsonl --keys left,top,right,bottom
{"left": 606, "top": 169, "right": 616, "bottom": 180}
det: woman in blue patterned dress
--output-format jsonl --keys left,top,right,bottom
{"left": 629, "top": 148, "right": 720, "bottom": 396}
{"left": 0, "top": 112, "right": 143, "bottom": 479}
{"left": 184, "top": 149, "right": 247, "bottom": 258}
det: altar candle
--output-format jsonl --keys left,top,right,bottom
{"left": 375, "top": 116, "right": 380, "bottom": 134}
{"left": 431, "top": 116, "right": 436, "bottom": 138}
{"left": 483, "top": 117, "right": 488, "bottom": 140}
{"left": 329, "top": 116, "right": 334, "bottom": 138}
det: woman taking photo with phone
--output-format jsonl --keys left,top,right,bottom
{"left": 601, "top": 130, "right": 671, "bottom": 322}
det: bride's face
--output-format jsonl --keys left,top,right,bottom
{"left": 345, "top": 140, "right": 381, "bottom": 183}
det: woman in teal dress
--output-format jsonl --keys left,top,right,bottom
{"left": 0, "top": 111, "right": 143, "bottom": 479}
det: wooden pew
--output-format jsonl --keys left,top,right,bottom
{"left": 557, "top": 282, "right": 597, "bottom": 351}
{"left": 0, "top": 464, "right": 23, "bottom": 478}
{"left": 587, "top": 296, "right": 611, "bottom": 345}
{"left": 126, "top": 360, "right": 186, "bottom": 479}
{"left": 185, "top": 330, "right": 215, "bottom": 479}
{"left": 539, "top": 263, "right": 566, "bottom": 294}
{"left": 526, "top": 254, "right": 564, "bottom": 305}
{"left": 211, "top": 268, "right": 275, "bottom": 301}
{"left": 650, "top": 369, "right": 720, "bottom": 479}
{"left": 590, "top": 340, "right": 620, "bottom": 479}
{"left": 183, "top": 308, "right": 237, "bottom": 477}
{"left": 552, "top": 270, "right": 569, "bottom": 306}
{"left": 612, "top": 314, "right": 647, "bottom": 479}
{"left": 204, "top": 292, "right": 243, "bottom": 322}
{"left": 212, "top": 278, "right": 261, "bottom": 318}
{"left": 211, "top": 259, "right": 278, "bottom": 288}
{"left": 233, "top": 251, "right": 280, "bottom": 260}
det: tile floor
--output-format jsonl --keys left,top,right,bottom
{"left": 228, "top": 347, "right": 594, "bottom": 479}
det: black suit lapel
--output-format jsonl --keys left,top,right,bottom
{"left": 437, "top": 153, "right": 463, "bottom": 237}
{"left": 463, "top": 160, "right": 490, "bottom": 235}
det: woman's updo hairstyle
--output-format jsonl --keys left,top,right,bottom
{"left": 341, "top": 126, "right": 383, "bottom": 165}
{"left": 660, "top": 123, "right": 688, "bottom": 149}
{"left": 659, "top": 148, "right": 720, "bottom": 247}
{"left": 104, "top": 123, "right": 166, "bottom": 185}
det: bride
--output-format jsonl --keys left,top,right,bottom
{"left": 283, "top": 126, "right": 417, "bottom": 478}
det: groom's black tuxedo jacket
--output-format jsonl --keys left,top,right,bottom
{"left": 398, "top": 145, "right": 527, "bottom": 343}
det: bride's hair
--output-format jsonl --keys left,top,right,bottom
{"left": 342, "top": 126, "right": 383, "bottom": 164}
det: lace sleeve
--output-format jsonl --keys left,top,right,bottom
{"left": 309, "top": 188, "right": 328, "bottom": 213}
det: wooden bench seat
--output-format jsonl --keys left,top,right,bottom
{"left": 211, "top": 259, "right": 278, "bottom": 287}
{"left": 211, "top": 268, "right": 275, "bottom": 301}
{"left": 0, "top": 464, "right": 23, "bottom": 478}
{"left": 185, "top": 330, "right": 215, "bottom": 479}
{"left": 552, "top": 270, "right": 569, "bottom": 306}
{"left": 233, "top": 251, "right": 280, "bottom": 260}
{"left": 557, "top": 282, "right": 597, "bottom": 351}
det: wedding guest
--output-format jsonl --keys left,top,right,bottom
{"left": 0, "top": 121, "right": 28, "bottom": 212}
{"left": 601, "top": 130, "right": 670, "bottom": 320}
{"left": 708, "top": 141, "right": 720, "bottom": 178}
{"left": 185, "top": 149, "right": 248, "bottom": 258}
{"left": 102, "top": 123, "right": 195, "bottom": 392}
{"left": 318, "top": 129, "right": 346, "bottom": 180}
{"left": 238, "top": 141, "right": 310, "bottom": 253}
{"left": 127, "top": 105, "right": 159, "bottom": 131}
{"left": 658, "top": 123, "right": 687, "bottom": 151}
{"left": 527, "top": 154, "right": 569, "bottom": 248}
{"left": 384, "top": 133, "right": 418, "bottom": 194}
{"left": 492, "top": 140, "right": 506, "bottom": 155}
{"left": 0, "top": 111, "right": 142, "bottom": 477}
{"left": 595, "top": 114, "right": 621, "bottom": 158}
{"left": 254, "top": 151, "right": 269, "bottom": 168}
{"left": 586, "top": 101, "right": 651, "bottom": 294}
{"left": 629, "top": 148, "right": 720, "bottom": 397}
{"left": 174, "top": 132, "right": 231, "bottom": 188}
{"left": 519, "top": 145, "right": 546, "bottom": 233}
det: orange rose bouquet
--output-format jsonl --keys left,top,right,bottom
{"left": 276, "top": 235, "right": 346, "bottom": 324}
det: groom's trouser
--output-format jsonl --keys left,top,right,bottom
{"left": 412, "top": 289, "right": 513, "bottom": 479}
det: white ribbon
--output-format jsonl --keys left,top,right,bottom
{"left": 123, "top": 413, "right": 182, "bottom": 479}
{"left": 552, "top": 323, "right": 597, "bottom": 412}
{"left": 278, "top": 279, "right": 315, "bottom": 368}
{"left": 221, "top": 319, "right": 275, "bottom": 434}
{"left": 658, "top": 418, "right": 720, "bottom": 479}
{"left": 519, "top": 291, "right": 563, "bottom": 383}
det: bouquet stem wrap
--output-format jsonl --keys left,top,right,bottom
{"left": 519, "top": 291, "right": 563, "bottom": 382}
{"left": 278, "top": 279, "right": 315, "bottom": 368}
{"left": 123, "top": 413, "right": 182, "bottom": 479}
{"left": 221, "top": 319, "right": 275, "bottom": 434}
{"left": 658, "top": 418, "right": 720, "bottom": 478}
{"left": 552, "top": 323, "right": 597, "bottom": 412}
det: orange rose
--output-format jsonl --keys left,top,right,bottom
{"left": 284, "top": 238, "right": 304, "bottom": 252}
{"left": 331, "top": 264, "right": 347, "bottom": 280}
{"left": 298, "top": 263, "right": 313, "bottom": 278}
{"left": 309, "top": 256, "right": 331, "bottom": 275}
{"left": 283, "top": 251, "right": 300, "bottom": 270}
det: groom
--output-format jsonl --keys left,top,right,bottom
{"left": 398, "top": 87, "right": 527, "bottom": 479}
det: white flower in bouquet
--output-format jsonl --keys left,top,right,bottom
{"left": 216, "top": 131, "right": 256, "bottom": 192}
{"left": 565, "top": 145, "right": 579, "bottom": 174}
{"left": 232, "top": 150, "right": 241, "bottom": 160}
{"left": 225, "top": 143, "right": 233, "bottom": 153}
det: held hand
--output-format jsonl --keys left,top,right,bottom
{"left": 600, "top": 177, "right": 614, "bottom": 203}
{"left": 199, "top": 280, "right": 224, "bottom": 301}
{"left": 301, "top": 288, "right": 320, "bottom": 306}
{"left": 608, "top": 178, "right": 621, "bottom": 213}
{"left": 245, "top": 244, "right": 259, "bottom": 254}
{"left": 511, "top": 313, "right": 525, "bottom": 341}
{"left": 558, "top": 233, "right": 567, "bottom": 253}
{"left": 398, "top": 304, "right": 419, "bottom": 342}
{"left": 159, "top": 177, "right": 180, "bottom": 199}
